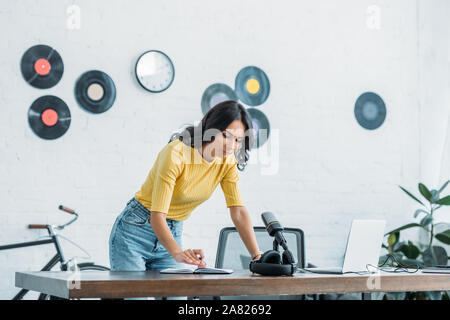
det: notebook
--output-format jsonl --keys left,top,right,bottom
{"left": 160, "top": 267, "right": 233, "bottom": 274}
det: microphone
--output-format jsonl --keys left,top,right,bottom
{"left": 261, "top": 212, "right": 288, "bottom": 250}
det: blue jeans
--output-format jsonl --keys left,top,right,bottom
{"left": 109, "top": 197, "right": 184, "bottom": 299}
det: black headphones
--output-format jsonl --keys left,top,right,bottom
{"left": 249, "top": 212, "right": 298, "bottom": 276}
{"left": 249, "top": 242, "right": 297, "bottom": 276}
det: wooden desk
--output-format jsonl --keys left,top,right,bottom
{"left": 15, "top": 270, "right": 450, "bottom": 299}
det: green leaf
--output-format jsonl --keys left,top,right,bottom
{"left": 418, "top": 183, "right": 432, "bottom": 202}
{"left": 420, "top": 215, "right": 433, "bottom": 227}
{"left": 414, "top": 209, "right": 429, "bottom": 218}
{"left": 392, "top": 240, "right": 405, "bottom": 252}
{"left": 436, "top": 195, "right": 450, "bottom": 206}
{"left": 398, "top": 241, "right": 420, "bottom": 259}
{"left": 422, "top": 246, "right": 448, "bottom": 267}
{"left": 385, "top": 223, "right": 422, "bottom": 236}
{"left": 399, "top": 185, "right": 425, "bottom": 206}
{"left": 431, "top": 190, "right": 440, "bottom": 203}
{"left": 388, "top": 233, "right": 398, "bottom": 247}
{"left": 438, "top": 180, "right": 450, "bottom": 194}
{"left": 435, "top": 229, "right": 450, "bottom": 245}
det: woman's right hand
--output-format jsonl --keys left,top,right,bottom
{"left": 173, "top": 249, "right": 206, "bottom": 266}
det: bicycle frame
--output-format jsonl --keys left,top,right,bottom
{"left": 0, "top": 225, "right": 68, "bottom": 300}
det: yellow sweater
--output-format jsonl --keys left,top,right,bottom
{"left": 135, "top": 139, "right": 244, "bottom": 221}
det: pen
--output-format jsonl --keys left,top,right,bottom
{"left": 197, "top": 254, "right": 206, "bottom": 267}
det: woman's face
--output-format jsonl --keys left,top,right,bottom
{"left": 204, "top": 120, "right": 246, "bottom": 159}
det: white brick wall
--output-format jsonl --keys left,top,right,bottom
{"left": 0, "top": 0, "right": 449, "bottom": 299}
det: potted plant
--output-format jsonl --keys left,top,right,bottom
{"left": 378, "top": 180, "right": 450, "bottom": 300}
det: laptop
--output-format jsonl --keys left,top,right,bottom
{"left": 303, "top": 219, "right": 386, "bottom": 274}
{"left": 421, "top": 266, "right": 450, "bottom": 274}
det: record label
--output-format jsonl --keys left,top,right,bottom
{"left": 246, "top": 78, "right": 260, "bottom": 94}
{"left": 87, "top": 83, "right": 104, "bottom": 101}
{"left": 41, "top": 109, "right": 58, "bottom": 126}
{"left": 34, "top": 58, "right": 51, "bottom": 76}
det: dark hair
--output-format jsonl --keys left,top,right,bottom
{"left": 168, "top": 100, "right": 254, "bottom": 171}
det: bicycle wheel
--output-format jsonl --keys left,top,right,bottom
{"left": 38, "top": 264, "right": 110, "bottom": 300}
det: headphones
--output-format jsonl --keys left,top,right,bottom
{"left": 249, "top": 212, "right": 298, "bottom": 276}
{"left": 249, "top": 245, "right": 297, "bottom": 276}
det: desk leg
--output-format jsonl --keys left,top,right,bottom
{"left": 361, "top": 292, "right": 372, "bottom": 300}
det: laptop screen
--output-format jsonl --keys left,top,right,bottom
{"left": 342, "top": 220, "right": 386, "bottom": 273}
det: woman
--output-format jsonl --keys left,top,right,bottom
{"left": 109, "top": 100, "right": 263, "bottom": 276}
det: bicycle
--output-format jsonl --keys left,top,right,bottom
{"left": 0, "top": 205, "right": 110, "bottom": 300}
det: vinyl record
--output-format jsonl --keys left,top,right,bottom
{"left": 20, "top": 44, "right": 64, "bottom": 89}
{"left": 28, "top": 95, "right": 71, "bottom": 140}
{"left": 75, "top": 70, "right": 116, "bottom": 114}
{"left": 354, "top": 92, "right": 386, "bottom": 130}
{"left": 235, "top": 66, "right": 270, "bottom": 106}
{"left": 201, "top": 83, "right": 237, "bottom": 115}
{"left": 247, "top": 108, "right": 270, "bottom": 148}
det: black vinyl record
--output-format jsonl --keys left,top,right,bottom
{"left": 201, "top": 83, "right": 237, "bottom": 115}
{"left": 235, "top": 66, "right": 270, "bottom": 106}
{"left": 354, "top": 92, "right": 386, "bottom": 130}
{"left": 28, "top": 95, "right": 71, "bottom": 140}
{"left": 20, "top": 44, "right": 64, "bottom": 89}
{"left": 247, "top": 108, "right": 270, "bottom": 148}
{"left": 75, "top": 70, "right": 116, "bottom": 114}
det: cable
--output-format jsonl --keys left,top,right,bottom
{"left": 297, "top": 254, "right": 420, "bottom": 275}
{"left": 366, "top": 254, "right": 420, "bottom": 274}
